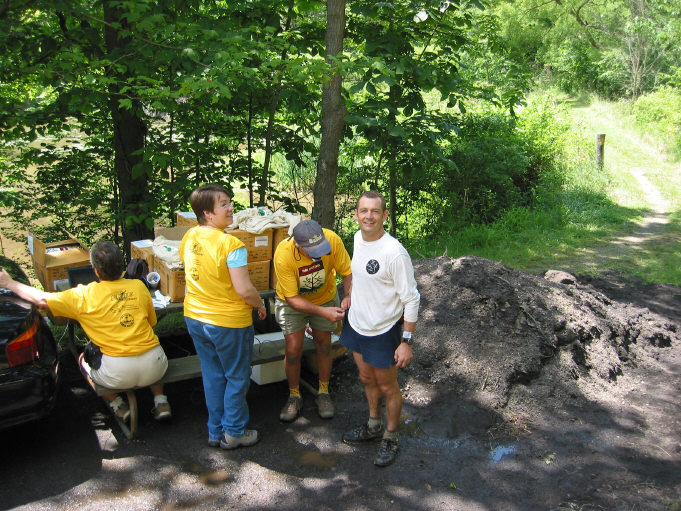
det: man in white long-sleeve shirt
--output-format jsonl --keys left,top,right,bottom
{"left": 340, "top": 190, "right": 420, "bottom": 467}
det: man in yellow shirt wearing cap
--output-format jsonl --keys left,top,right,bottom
{"left": 273, "top": 219, "right": 351, "bottom": 422}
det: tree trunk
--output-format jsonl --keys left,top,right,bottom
{"left": 312, "top": 0, "right": 346, "bottom": 229}
{"left": 389, "top": 164, "right": 397, "bottom": 237}
{"left": 103, "top": 1, "right": 152, "bottom": 256}
{"left": 247, "top": 93, "right": 254, "bottom": 207}
{"left": 259, "top": 80, "right": 283, "bottom": 206}
{"left": 258, "top": 2, "right": 294, "bottom": 207}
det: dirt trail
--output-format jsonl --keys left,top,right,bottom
{"left": 542, "top": 165, "right": 679, "bottom": 280}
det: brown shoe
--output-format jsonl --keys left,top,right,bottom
{"left": 109, "top": 397, "right": 130, "bottom": 422}
{"left": 279, "top": 395, "right": 302, "bottom": 422}
{"left": 152, "top": 402, "right": 172, "bottom": 421}
{"left": 315, "top": 393, "right": 334, "bottom": 419}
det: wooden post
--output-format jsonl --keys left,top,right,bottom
{"left": 596, "top": 133, "right": 605, "bottom": 169}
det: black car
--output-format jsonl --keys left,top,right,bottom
{"left": 0, "top": 255, "right": 60, "bottom": 430}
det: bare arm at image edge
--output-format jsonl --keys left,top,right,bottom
{"left": 0, "top": 269, "right": 51, "bottom": 310}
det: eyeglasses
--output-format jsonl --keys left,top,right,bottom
{"left": 217, "top": 202, "right": 234, "bottom": 210}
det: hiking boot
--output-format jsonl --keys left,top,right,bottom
{"left": 220, "top": 429, "right": 259, "bottom": 450}
{"left": 315, "top": 393, "right": 335, "bottom": 419}
{"left": 110, "top": 398, "right": 130, "bottom": 422}
{"left": 208, "top": 437, "right": 221, "bottom": 448}
{"left": 279, "top": 395, "right": 303, "bottom": 422}
{"left": 342, "top": 423, "right": 384, "bottom": 444}
{"left": 374, "top": 437, "right": 399, "bottom": 467}
{"left": 152, "top": 402, "right": 172, "bottom": 421}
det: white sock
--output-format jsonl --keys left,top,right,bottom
{"left": 154, "top": 394, "right": 168, "bottom": 406}
{"left": 110, "top": 396, "right": 124, "bottom": 410}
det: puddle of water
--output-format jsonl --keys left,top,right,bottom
{"left": 402, "top": 418, "right": 426, "bottom": 437}
{"left": 294, "top": 450, "right": 338, "bottom": 470}
{"left": 184, "top": 461, "right": 232, "bottom": 486}
{"left": 490, "top": 444, "right": 517, "bottom": 463}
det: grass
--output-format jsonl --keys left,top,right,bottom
{"left": 404, "top": 93, "right": 681, "bottom": 286}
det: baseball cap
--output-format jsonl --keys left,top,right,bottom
{"left": 293, "top": 220, "right": 331, "bottom": 259}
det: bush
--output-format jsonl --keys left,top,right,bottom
{"left": 543, "top": 40, "right": 600, "bottom": 96}
{"left": 421, "top": 95, "right": 570, "bottom": 231}
{"left": 631, "top": 87, "right": 681, "bottom": 160}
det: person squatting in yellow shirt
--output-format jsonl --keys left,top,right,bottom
{"left": 273, "top": 219, "right": 352, "bottom": 422}
{"left": 0, "top": 241, "right": 172, "bottom": 423}
{"left": 180, "top": 183, "right": 267, "bottom": 450}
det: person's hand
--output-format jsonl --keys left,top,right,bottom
{"left": 340, "top": 295, "right": 351, "bottom": 310}
{"left": 323, "top": 307, "right": 346, "bottom": 322}
{"left": 394, "top": 342, "right": 413, "bottom": 368}
{"left": 0, "top": 269, "right": 13, "bottom": 289}
{"left": 255, "top": 304, "right": 267, "bottom": 321}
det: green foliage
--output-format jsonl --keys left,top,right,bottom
{"left": 1, "top": 0, "right": 327, "bottom": 246}
{"left": 402, "top": 94, "right": 570, "bottom": 235}
{"left": 544, "top": 39, "right": 600, "bottom": 95}
{"left": 631, "top": 87, "right": 681, "bottom": 160}
{"left": 340, "top": 0, "right": 528, "bottom": 237}
{"left": 442, "top": 112, "right": 529, "bottom": 225}
{"left": 405, "top": 95, "right": 681, "bottom": 286}
{"left": 492, "top": 0, "right": 681, "bottom": 100}
{"left": 154, "top": 311, "right": 188, "bottom": 337}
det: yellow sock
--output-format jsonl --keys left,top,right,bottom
{"left": 289, "top": 387, "right": 301, "bottom": 398}
{"left": 318, "top": 381, "right": 329, "bottom": 394}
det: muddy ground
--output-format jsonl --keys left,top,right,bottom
{"left": 1, "top": 255, "right": 680, "bottom": 511}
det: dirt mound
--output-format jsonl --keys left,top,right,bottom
{"left": 401, "top": 256, "right": 679, "bottom": 427}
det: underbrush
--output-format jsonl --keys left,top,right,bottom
{"left": 631, "top": 87, "right": 681, "bottom": 162}
{"left": 402, "top": 92, "right": 681, "bottom": 284}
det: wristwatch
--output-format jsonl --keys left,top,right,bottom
{"left": 401, "top": 331, "right": 414, "bottom": 346}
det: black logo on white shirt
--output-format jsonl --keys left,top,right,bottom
{"left": 366, "top": 259, "right": 380, "bottom": 274}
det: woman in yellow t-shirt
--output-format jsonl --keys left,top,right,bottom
{"left": 180, "top": 183, "right": 267, "bottom": 450}
{"left": 0, "top": 241, "right": 171, "bottom": 423}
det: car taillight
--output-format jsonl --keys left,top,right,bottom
{"left": 6, "top": 319, "right": 39, "bottom": 367}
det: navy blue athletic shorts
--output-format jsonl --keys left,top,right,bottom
{"left": 339, "top": 317, "right": 402, "bottom": 370}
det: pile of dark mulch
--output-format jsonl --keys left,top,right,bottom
{"left": 392, "top": 256, "right": 679, "bottom": 413}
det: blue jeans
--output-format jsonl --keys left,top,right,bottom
{"left": 185, "top": 318, "right": 254, "bottom": 440}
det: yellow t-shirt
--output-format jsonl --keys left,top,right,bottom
{"left": 274, "top": 228, "right": 351, "bottom": 305}
{"left": 180, "top": 226, "right": 253, "bottom": 328}
{"left": 46, "top": 279, "right": 159, "bottom": 357}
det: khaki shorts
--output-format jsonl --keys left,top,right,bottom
{"left": 274, "top": 294, "right": 340, "bottom": 335}
{"left": 86, "top": 344, "right": 168, "bottom": 389}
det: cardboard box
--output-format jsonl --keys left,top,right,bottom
{"left": 130, "top": 239, "right": 154, "bottom": 269}
{"left": 272, "top": 226, "right": 290, "bottom": 257}
{"left": 27, "top": 233, "right": 91, "bottom": 291}
{"left": 226, "top": 229, "right": 273, "bottom": 262}
{"left": 178, "top": 209, "right": 279, "bottom": 263}
{"left": 153, "top": 227, "right": 191, "bottom": 302}
{"left": 248, "top": 259, "right": 270, "bottom": 291}
{"left": 270, "top": 260, "right": 278, "bottom": 290}
{"left": 176, "top": 211, "right": 198, "bottom": 226}
{"left": 153, "top": 255, "right": 186, "bottom": 302}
